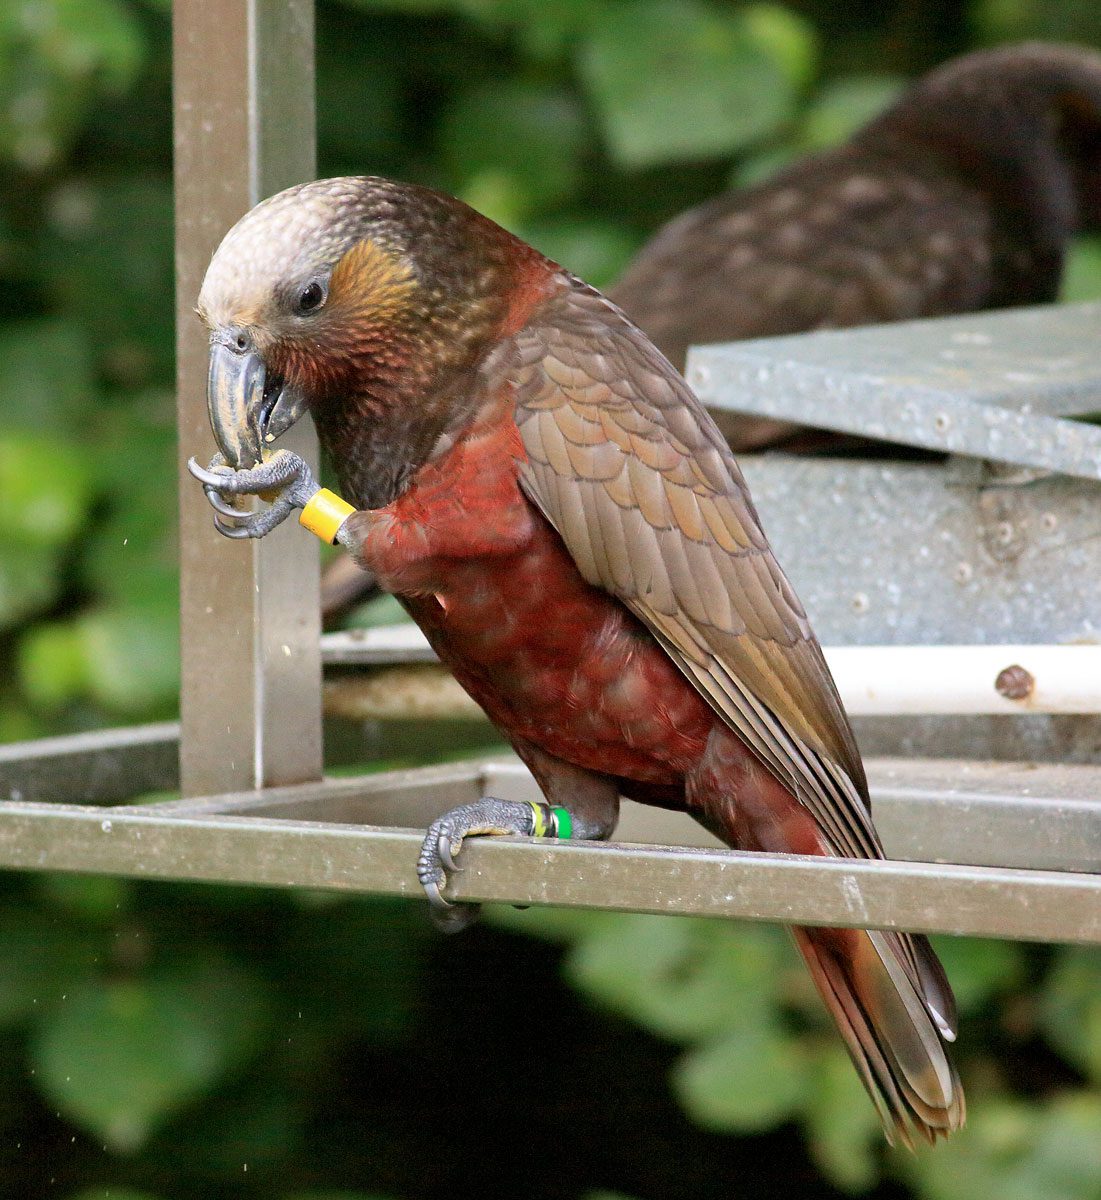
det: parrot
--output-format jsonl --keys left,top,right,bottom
{"left": 613, "top": 40, "right": 1101, "bottom": 450}
{"left": 188, "top": 175, "right": 964, "bottom": 1145}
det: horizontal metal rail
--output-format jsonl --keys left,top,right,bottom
{"left": 0, "top": 728, "right": 1098, "bottom": 941}
{"left": 0, "top": 797, "right": 1098, "bottom": 943}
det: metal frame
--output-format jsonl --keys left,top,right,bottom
{"left": 174, "top": 0, "right": 321, "bottom": 795}
{"left": 0, "top": 0, "right": 1097, "bottom": 947}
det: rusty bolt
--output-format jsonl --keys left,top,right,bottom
{"left": 995, "top": 664, "right": 1035, "bottom": 702}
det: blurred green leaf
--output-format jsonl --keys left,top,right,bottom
{"left": 521, "top": 217, "right": 640, "bottom": 287}
{"left": 730, "top": 144, "right": 799, "bottom": 189}
{"left": 36, "top": 873, "right": 133, "bottom": 925}
{"left": 0, "top": 434, "right": 94, "bottom": 546}
{"left": 32, "top": 955, "right": 269, "bottom": 1153}
{"left": 0, "top": 319, "right": 95, "bottom": 434}
{"left": 83, "top": 395, "right": 177, "bottom": 610}
{"left": 442, "top": 81, "right": 587, "bottom": 219}
{"left": 740, "top": 4, "right": 819, "bottom": 92}
{"left": 903, "top": 1093, "right": 1101, "bottom": 1200}
{"left": 412, "top": 0, "right": 616, "bottom": 60}
{"left": 672, "top": 1019, "right": 808, "bottom": 1132}
{"left": 39, "top": 179, "right": 175, "bottom": 386}
{"left": 798, "top": 74, "right": 904, "bottom": 151}
{"left": 0, "top": 0, "right": 146, "bottom": 170}
{"left": 17, "top": 620, "right": 88, "bottom": 708}
{"left": 19, "top": 602, "right": 179, "bottom": 714}
{"left": 973, "top": 0, "right": 1101, "bottom": 45}
{"left": 803, "top": 1043, "right": 882, "bottom": 1192}
{"left": 566, "top": 915, "right": 786, "bottom": 1043}
{"left": 81, "top": 603, "right": 179, "bottom": 713}
{"left": 1061, "top": 235, "right": 1101, "bottom": 303}
{"left": 0, "top": 903, "right": 101, "bottom": 1030}
{"left": 0, "top": 542, "right": 64, "bottom": 631}
{"left": 578, "top": 0, "right": 795, "bottom": 167}
{"left": 1040, "top": 947, "right": 1101, "bottom": 1082}
{"left": 927, "top": 936, "right": 1024, "bottom": 1015}
{"left": 486, "top": 903, "right": 614, "bottom": 943}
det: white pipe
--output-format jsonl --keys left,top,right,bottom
{"left": 322, "top": 630, "right": 1101, "bottom": 716}
{"left": 823, "top": 645, "right": 1101, "bottom": 716}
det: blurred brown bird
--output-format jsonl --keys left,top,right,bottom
{"left": 613, "top": 41, "right": 1101, "bottom": 448}
{"left": 191, "top": 175, "right": 964, "bottom": 1144}
{"left": 321, "top": 40, "right": 1101, "bottom": 618}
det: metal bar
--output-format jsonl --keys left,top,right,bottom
{"left": 687, "top": 302, "right": 1101, "bottom": 480}
{"left": 174, "top": 0, "right": 321, "bottom": 795}
{"left": 135, "top": 755, "right": 1101, "bottom": 874}
{"left": 0, "top": 725, "right": 179, "bottom": 805}
{"left": 2, "top": 715, "right": 1099, "bottom": 872}
{"left": 0, "top": 801, "right": 1097, "bottom": 943}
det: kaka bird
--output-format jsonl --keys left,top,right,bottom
{"left": 189, "top": 176, "right": 963, "bottom": 1144}
{"left": 612, "top": 40, "right": 1101, "bottom": 449}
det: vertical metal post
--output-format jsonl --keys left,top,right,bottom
{"left": 174, "top": 0, "right": 321, "bottom": 795}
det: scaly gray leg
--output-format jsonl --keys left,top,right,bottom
{"left": 418, "top": 746, "right": 620, "bottom": 932}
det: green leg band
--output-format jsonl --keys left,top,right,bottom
{"left": 550, "top": 806, "right": 573, "bottom": 840}
{"left": 527, "top": 803, "right": 573, "bottom": 839}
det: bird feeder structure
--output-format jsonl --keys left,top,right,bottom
{"left": 0, "top": 0, "right": 1099, "bottom": 946}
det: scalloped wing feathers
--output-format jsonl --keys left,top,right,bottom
{"left": 510, "top": 278, "right": 875, "bottom": 861}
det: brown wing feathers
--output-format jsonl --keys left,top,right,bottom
{"left": 513, "top": 280, "right": 875, "bottom": 861}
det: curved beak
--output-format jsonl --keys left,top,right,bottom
{"left": 207, "top": 341, "right": 309, "bottom": 469}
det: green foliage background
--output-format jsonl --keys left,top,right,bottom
{"left": 1, "top": 0, "right": 1101, "bottom": 1197}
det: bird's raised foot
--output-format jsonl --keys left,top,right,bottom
{"left": 417, "top": 798, "right": 569, "bottom": 933}
{"left": 187, "top": 450, "right": 318, "bottom": 539}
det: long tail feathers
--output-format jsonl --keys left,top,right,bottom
{"left": 792, "top": 925, "right": 966, "bottom": 1146}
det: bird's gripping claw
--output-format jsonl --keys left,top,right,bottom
{"left": 418, "top": 799, "right": 573, "bottom": 932}
{"left": 188, "top": 449, "right": 320, "bottom": 540}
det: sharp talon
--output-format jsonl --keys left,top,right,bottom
{"left": 213, "top": 515, "right": 256, "bottom": 539}
{"left": 204, "top": 488, "right": 248, "bottom": 519}
{"left": 188, "top": 458, "right": 233, "bottom": 489}
{"left": 421, "top": 878, "right": 453, "bottom": 910}
{"left": 439, "top": 837, "right": 463, "bottom": 873}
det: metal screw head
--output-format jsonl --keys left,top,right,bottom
{"left": 995, "top": 664, "right": 1035, "bottom": 702}
{"left": 933, "top": 412, "right": 952, "bottom": 434}
{"left": 954, "top": 562, "right": 973, "bottom": 584}
{"left": 850, "top": 592, "right": 870, "bottom": 614}
{"left": 995, "top": 520, "right": 1015, "bottom": 546}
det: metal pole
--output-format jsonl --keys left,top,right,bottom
{"left": 173, "top": 0, "right": 321, "bottom": 794}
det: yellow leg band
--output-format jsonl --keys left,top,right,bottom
{"left": 299, "top": 489, "right": 355, "bottom": 544}
{"left": 528, "top": 802, "right": 547, "bottom": 838}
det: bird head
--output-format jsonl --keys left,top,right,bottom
{"left": 198, "top": 176, "right": 543, "bottom": 469}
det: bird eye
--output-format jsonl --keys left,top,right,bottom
{"left": 296, "top": 281, "right": 325, "bottom": 314}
